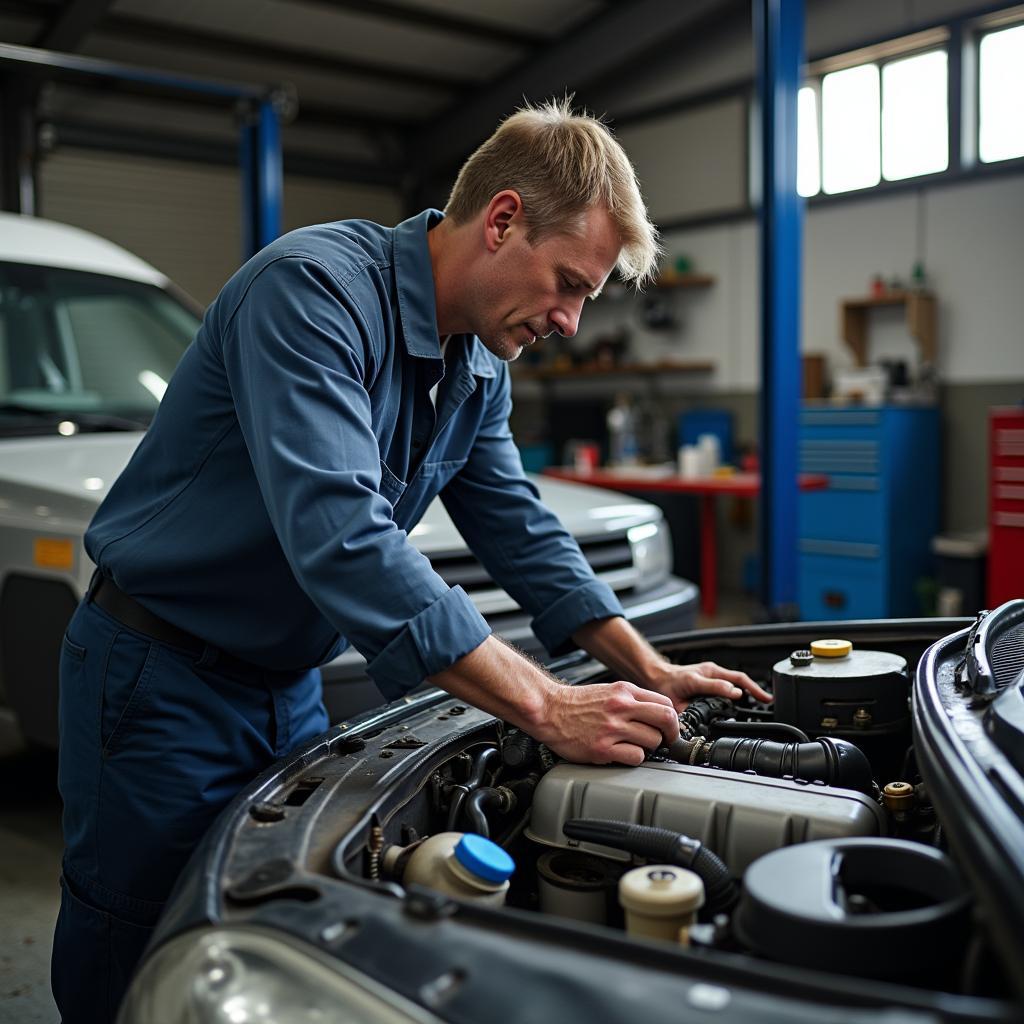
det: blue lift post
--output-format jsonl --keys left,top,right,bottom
{"left": 754, "top": 0, "right": 804, "bottom": 616}
{"left": 241, "top": 98, "right": 284, "bottom": 258}
{"left": 0, "top": 41, "right": 283, "bottom": 262}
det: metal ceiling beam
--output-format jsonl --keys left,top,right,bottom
{"left": 46, "top": 117, "right": 403, "bottom": 187}
{"left": 33, "top": 0, "right": 114, "bottom": 51}
{"left": 285, "top": 0, "right": 545, "bottom": 50}
{"left": 96, "top": 12, "right": 474, "bottom": 93}
{"left": 411, "top": 0, "right": 735, "bottom": 178}
{"left": 0, "top": 0, "right": 473, "bottom": 92}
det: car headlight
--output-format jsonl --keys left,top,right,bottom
{"left": 628, "top": 520, "right": 672, "bottom": 589}
{"left": 118, "top": 926, "right": 442, "bottom": 1023}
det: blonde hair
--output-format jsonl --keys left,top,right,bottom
{"left": 444, "top": 97, "right": 661, "bottom": 286}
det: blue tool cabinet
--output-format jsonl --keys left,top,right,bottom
{"left": 798, "top": 406, "right": 940, "bottom": 620}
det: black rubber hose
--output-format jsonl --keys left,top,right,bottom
{"left": 689, "top": 735, "right": 873, "bottom": 795}
{"left": 447, "top": 746, "right": 500, "bottom": 830}
{"left": 563, "top": 818, "right": 738, "bottom": 916}
{"left": 465, "top": 787, "right": 505, "bottom": 838}
{"left": 678, "top": 695, "right": 735, "bottom": 738}
{"left": 709, "top": 719, "right": 811, "bottom": 744}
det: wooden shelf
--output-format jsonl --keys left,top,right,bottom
{"left": 653, "top": 272, "right": 716, "bottom": 289}
{"left": 514, "top": 360, "right": 716, "bottom": 381}
{"left": 841, "top": 290, "right": 937, "bottom": 367}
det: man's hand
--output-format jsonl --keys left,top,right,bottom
{"left": 572, "top": 616, "right": 773, "bottom": 711}
{"left": 429, "top": 636, "right": 680, "bottom": 768}
{"left": 642, "top": 660, "right": 773, "bottom": 710}
{"left": 532, "top": 681, "right": 680, "bottom": 766}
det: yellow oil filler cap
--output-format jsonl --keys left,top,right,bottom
{"left": 811, "top": 638, "right": 852, "bottom": 658}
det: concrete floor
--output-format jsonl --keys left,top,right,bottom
{"left": 0, "top": 715, "right": 61, "bottom": 1024}
{"left": 0, "top": 592, "right": 759, "bottom": 1024}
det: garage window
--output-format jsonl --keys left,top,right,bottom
{"left": 978, "top": 23, "right": 1024, "bottom": 163}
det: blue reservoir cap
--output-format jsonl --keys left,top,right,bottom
{"left": 454, "top": 834, "right": 515, "bottom": 884}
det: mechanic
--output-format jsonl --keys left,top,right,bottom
{"left": 51, "top": 99, "right": 770, "bottom": 1022}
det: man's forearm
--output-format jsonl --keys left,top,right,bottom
{"left": 571, "top": 615, "right": 669, "bottom": 688}
{"left": 427, "top": 634, "right": 559, "bottom": 735}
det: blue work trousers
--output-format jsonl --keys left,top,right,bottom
{"left": 50, "top": 597, "right": 328, "bottom": 1023}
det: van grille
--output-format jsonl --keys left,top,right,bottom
{"left": 430, "top": 531, "right": 637, "bottom": 617}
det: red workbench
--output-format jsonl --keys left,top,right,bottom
{"left": 543, "top": 467, "right": 828, "bottom": 617}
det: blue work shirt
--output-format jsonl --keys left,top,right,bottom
{"left": 85, "top": 209, "right": 624, "bottom": 698}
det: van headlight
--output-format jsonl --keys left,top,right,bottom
{"left": 118, "top": 926, "right": 441, "bottom": 1023}
{"left": 628, "top": 520, "right": 672, "bottom": 589}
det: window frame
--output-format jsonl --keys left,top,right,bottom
{"left": 615, "top": 3, "right": 1024, "bottom": 234}
{"left": 975, "top": 20, "right": 1024, "bottom": 166}
{"left": 802, "top": 41, "right": 951, "bottom": 199}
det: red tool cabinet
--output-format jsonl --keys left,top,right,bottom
{"left": 988, "top": 407, "right": 1024, "bottom": 607}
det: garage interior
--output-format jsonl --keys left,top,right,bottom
{"left": 1, "top": 0, "right": 1022, "bottom": 1020}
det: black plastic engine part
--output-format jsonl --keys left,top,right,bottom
{"left": 562, "top": 818, "right": 738, "bottom": 916}
{"left": 665, "top": 734, "right": 874, "bottom": 795}
{"left": 500, "top": 728, "right": 539, "bottom": 768}
{"left": 734, "top": 837, "right": 970, "bottom": 981}
{"left": 772, "top": 646, "right": 908, "bottom": 737}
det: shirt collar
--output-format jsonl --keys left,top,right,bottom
{"left": 393, "top": 208, "right": 496, "bottom": 380}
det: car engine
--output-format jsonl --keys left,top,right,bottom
{"left": 362, "top": 637, "right": 978, "bottom": 991}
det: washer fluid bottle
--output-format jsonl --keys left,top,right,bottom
{"left": 401, "top": 832, "right": 514, "bottom": 905}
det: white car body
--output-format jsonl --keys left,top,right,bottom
{"left": 0, "top": 213, "right": 697, "bottom": 743}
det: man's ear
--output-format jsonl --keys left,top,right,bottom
{"left": 483, "top": 190, "right": 523, "bottom": 252}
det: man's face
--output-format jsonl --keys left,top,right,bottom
{"left": 472, "top": 202, "right": 621, "bottom": 362}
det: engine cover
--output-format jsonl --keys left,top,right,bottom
{"left": 526, "top": 761, "right": 885, "bottom": 874}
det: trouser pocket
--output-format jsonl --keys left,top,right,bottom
{"left": 101, "top": 631, "right": 160, "bottom": 757}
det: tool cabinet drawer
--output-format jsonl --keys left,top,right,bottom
{"left": 798, "top": 551, "right": 886, "bottom": 621}
{"left": 799, "top": 479, "right": 885, "bottom": 544}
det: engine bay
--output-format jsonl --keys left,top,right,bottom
{"left": 305, "top": 629, "right": 1015, "bottom": 1006}
{"left": 205, "top": 616, "right": 1024, "bottom": 1020}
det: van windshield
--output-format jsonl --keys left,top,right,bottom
{"left": 0, "top": 261, "right": 200, "bottom": 434}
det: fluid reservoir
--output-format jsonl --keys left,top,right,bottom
{"left": 772, "top": 639, "right": 908, "bottom": 737}
{"left": 399, "top": 832, "right": 514, "bottom": 905}
{"left": 618, "top": 865, "right": 705, "bottom": 944}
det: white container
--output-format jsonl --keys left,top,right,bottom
{"left": 697, "top": 433, "right": 721, "bottom": 475}
{"left": 619, "top": 864, "right": 705, "bottom": 944}
{"left": 678, "top": 445, "right": 703, "bottom": 478}
{"left": 399, "top": 832, "right": 513, "bottom": 906}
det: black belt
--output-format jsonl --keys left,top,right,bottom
{"left": 91, "top": 575, "right": 261, "bottom": 675}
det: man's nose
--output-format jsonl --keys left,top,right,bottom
{"left": 550, "top": 301, "right": 584, "bottom": 338}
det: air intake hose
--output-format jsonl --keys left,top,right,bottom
{"left": 666, "top": 734, "right": 873, "bottom": 795}
{"left": 563, "top": 818, "right": 737, "bottom": 916}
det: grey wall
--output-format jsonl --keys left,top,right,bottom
{"left": 40, "top": 149, "right": 403, "bottom": 305}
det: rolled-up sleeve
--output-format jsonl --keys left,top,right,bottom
{"left": 222, "top": 255, "right": 490, "bottom": 697}
{"left": 440, "top": 366, "right": 624, "bottom": 656}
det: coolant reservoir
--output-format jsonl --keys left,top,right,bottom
{"left": 401, "top": 832, "right": 514, "bottom": 905}
{"left": 618, "top": 865, "right": 705, "bottom": 944}
{"left": 772, "top": 639, "right": 908, "bottom": 737}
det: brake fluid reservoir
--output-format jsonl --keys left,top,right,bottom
{"left": 618, "top": 865, "right": 705, "bottom": 944}
{"left": 772, "top": 640, "right": 908, "bottom": 737}
{"left": 401, "top": 832, "right": 514, "bottom": 905}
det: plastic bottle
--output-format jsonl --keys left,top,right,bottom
{"left": 397, "top": 832, "right": 514, "bottom": 906}
{"left": 607, "top": 395, "right": 639, "bottom": 466}
{"left": 619, "top": 864, "right": 705, "bottom": 944}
